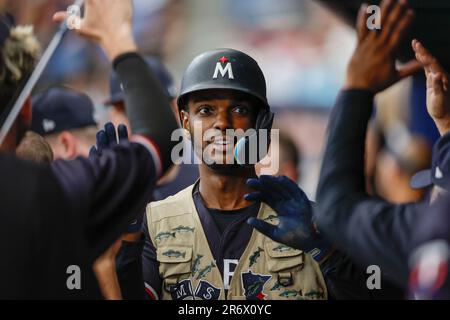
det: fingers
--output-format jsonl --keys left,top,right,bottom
{"left": 379, "top": 0, "right": 395, "bottom": 28}
{"left": 104, "top": 122, "right": 118, "bottom": 146}
{"left": 412, "top": 39, "right": 442, "bottom": 75}
{"left": 387, "top": 8, "right": 414, "bottom": 52}
{"left": 380, "top": 0, "right": 408, "bottom": 45}
{"left": 89, "top": 146, "right": 98, "bottom": 157}
{"left": 245, "top": 191, "right": 282, "bottom": 212}
{"left": 397, "top": 59, "right": 423, "bottom": 80}
{"left": 246, "top": 178, "right": 263, "bottom": 191}
{"left": 276, "top": 176, "right": 306, "bottom": 200}
{"left": 246, "top": 177, "right": 287, "bottom": 208}
{"left": 244, "top": 191, "right": 263, "bottom": 202}
{"left": 247, "top": 217, "right": 277, "bottom": 240}
{"left": 356, "top": 3, "right": 370, "bottom": 41}
{"left": 53, "top": 11, "right": 68, "bottom": 23}
{"left": 96, "top": 130, "right": 109, "bottom": 151}
{"left": 248, "top": 175, "right": 303, "bottom": 201}
{"left": 93, "top": 123, "right": 128, "bottom": 155}
{"left": 258, "top": 175, "right": 291, "bottom": 199}
{"left": 117, "top": 124, "right": 129, "bottom": 142}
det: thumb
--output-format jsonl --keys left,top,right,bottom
{"left": 247, "top": 217, "right": 277, "bottom": 239}
{"left": 53, "top": 11, "right": 68, "bottom": 24}
{"left": 398, "top": 59, "right": 423, "bottom": 80}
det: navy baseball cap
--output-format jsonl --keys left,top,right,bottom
{"left": 105, "top": 56, "right": 176, "bottom": 106}
{"left": 31, "top": 87, "right": 97, "bottom": 136}
{"left": 411, "top": 133, "right": 450, "bottom": 190}
{"left": 0, "top": 13, "right": 14, "bottom": 47}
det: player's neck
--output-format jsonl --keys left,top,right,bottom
{"left": 198, "top": 164, "right": 257, "bottom": 210}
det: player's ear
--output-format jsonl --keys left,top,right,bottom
{"left": 180, "top": 109, "right": 190, "bottom": 132}
{"left": 59, "top": 131, "right": 77, "bottom": 159}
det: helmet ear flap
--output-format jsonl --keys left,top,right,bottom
{"left": 256, "top": 108, "right": 274, "bottom": 131}
{"left": 234, "top": 108, "right": 274, "bottom": 166}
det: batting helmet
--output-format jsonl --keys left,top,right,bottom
{"left": 178, "top": 48, "right": 274, "bottom": 166}
{"left": 177, "top": 48, "right": 270, "bottom": 111}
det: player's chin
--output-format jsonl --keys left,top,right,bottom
{"left": 206, "top": 162, "right": 244, "bottom": 174}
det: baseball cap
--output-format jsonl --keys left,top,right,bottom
{"left": 105, "top": 56, "right": 176, "bottom": 106}
{"left": 411, "top": 132, "right": 450, "bottom": 190}
{"left": 31, "top": 87, "right": 97, "bottom": 136}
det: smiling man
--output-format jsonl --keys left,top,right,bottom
{"left": 138, "top": 49, "right": 327, "bottom": 300}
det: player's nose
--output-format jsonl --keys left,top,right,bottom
{"left": 213, "top": 108, "right": 232, "bottom": 131}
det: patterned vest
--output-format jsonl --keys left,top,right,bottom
{"left": 146, "top": 184, "right": 327, "bottom": 300}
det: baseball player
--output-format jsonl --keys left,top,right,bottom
{"left": 408, "top": 142, "right": 450, "bottom": 299}
{"left": 30, "top": 87, "right": 98, "bottom": 160}
{"left": 121, "top": 48, "right": 328, "bottom": 301}
{"left": 245, "top": 0, "right": 450, "bottom": 298}
{"left": 314, "top": 0, "right": 450, "bottom": 289}
{"left": 0, "top": 0, "right": 179, "bottom": 298}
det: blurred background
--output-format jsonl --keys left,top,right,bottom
{"left": 2, "top": 0, "right": 447, "bottom": 202}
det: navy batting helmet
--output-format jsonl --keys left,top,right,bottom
{"left": 177, "top": 48, "right": 270, "bottom": 111}
{"left": 178, "top": 48, "right": 274, "bottom": 165}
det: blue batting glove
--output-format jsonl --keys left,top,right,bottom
{"left": 245, "top": 175, "right": 330, "bottom": 257}
{"left": 89, "top": 122, "right": 129, "bottom": 157}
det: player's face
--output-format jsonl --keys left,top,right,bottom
{"left": 182, "top": 89, "right": 258, "bottom": 168}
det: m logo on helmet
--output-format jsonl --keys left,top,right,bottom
{"left": 213, "top": 56, "right": 234, "bottom": 80}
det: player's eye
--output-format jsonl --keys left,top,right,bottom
{"left": 232, "top": 105, "right": 249, "bottom": 116}
{"left": 197, "top": 105, "right": 213, "bottom": 115}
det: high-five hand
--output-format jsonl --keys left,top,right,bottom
{"left": 345, "top": 0, "right": 421, "bottom": 93}
{"left": 412, "top": 39, "right": 450, "bottom": 135}
{"left": 53, "top": 0, "right": 137, "bottom": 61}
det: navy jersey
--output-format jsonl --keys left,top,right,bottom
{"left": 316, "top": 89, "right": 429, "bottom": 289}
{"left": 0, "top": 140, "right": 158, "bottom": 299}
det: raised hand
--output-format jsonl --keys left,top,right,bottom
{"left": 53, "top": 0, "right": 137, "bottom": 61}
{"left": 90, "top": 122, "right": 129, "bottom": 157}
{"left": 245, "top": 175, "right": 317, "bottom": 251}
{"left": 344, "top": 0, "right": 421, "bottom": 93}
{"left": 412, "top": 39, "right": 450, "bottom": 136}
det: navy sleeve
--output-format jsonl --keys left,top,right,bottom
{"left": 113, "top": 53, "right": 178, "bottom": 174}
{"left": 116, "top": 236, "right": 146, "bottom": 300}
{"left": 51, "top": 141, "right": 157, "bottom": 262}
{"left": 142, "top": 215, "right": 162, "bottom": 299}
{"left": 315, "top": 89, "right": 425, "bottom": 288}
{"left": 320, "top": 249, "right": 404, "bottom": 299}
{"left": 115, "top": 215, "right": 162, "bottom": 300}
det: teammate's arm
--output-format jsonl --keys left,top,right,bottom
{"left": 315, "top": 0, "right": 423, "bottom": 287}
{"left": 53, "top": 0, "right": 178, "bottom": 176}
